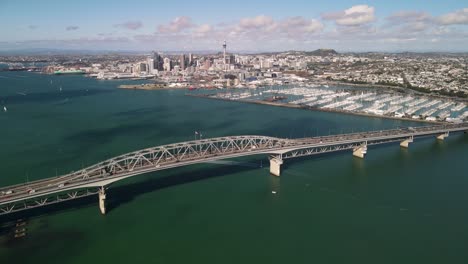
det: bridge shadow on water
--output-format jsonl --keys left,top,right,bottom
{"left": 0, "top": 158, "right": 266, "bottom": 225}
{"left": 105, "top": 158, "right": 265, "bottom": 212}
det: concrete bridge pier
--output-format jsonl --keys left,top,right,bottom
{"left": 436, "top": 132, "right": 449, "bottom": 141}
{"left": 400, "top": 136, "right": 414, "bottom": 148}
{"left": 269, "top": 155, "right": 283, "bottom": 177}
{"left": 98, "top": 187, "right": 107, "bottom": 215}
{"left": 353, "top": 143, "right": 367, "bottom": 159}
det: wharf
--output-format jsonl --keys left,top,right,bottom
{"left": 118, "top": 83, "right": 168, "bottom": 90}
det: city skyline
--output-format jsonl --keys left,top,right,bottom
{"left": 0, "top": 0, "right": 467, "bottom": 52}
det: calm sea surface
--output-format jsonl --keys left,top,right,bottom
{"left": 0, "top": 72, "right": 467, "bottom": 264}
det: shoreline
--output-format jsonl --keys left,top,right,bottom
{"left": 119, "top": 83, "right": 178, "bottom": 90}
{"left": 186, "top": 94, "right": 445, "bottom": 125}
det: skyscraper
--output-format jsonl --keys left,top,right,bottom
{"left": 147, "top": 58, "right": 154, "bottom": 73}
{"left": 180, "top": 54, "right": 186, "bottom": 70}
{"left": 229, "top": 55, "right": 235, "bottom": 65}
{"left": 189, "top": 53, "right": 194, "bottom": 66}
{"left": 163, "top": 57, "right": 172, "bottom": 72}
{"left": 152, "top": 51, "right": 163, "bottom": 71}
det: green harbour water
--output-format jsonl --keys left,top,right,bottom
{"left": 0, "top": 72, "right": 468, "bottom": 263}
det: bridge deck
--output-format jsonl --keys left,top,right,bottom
{"left": 1, "top": 123, "right": 467, "bottom": 215}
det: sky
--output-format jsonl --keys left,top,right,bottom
{"left": 0, "top": 0, "right": 467, "bottom": 52}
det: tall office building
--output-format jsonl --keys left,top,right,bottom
{"left": 204, "top": 59, "right": 212, "bottom": 70}
{"left": 147, "top": 58, "right": 154, "bottom": 73}
{"left": 188, "top": 53, "right": 194, "bottom": 66}
{"left": 229, "top": 54, "right": 235, "bottom": 65}
{"left": 152, "top": 51, "right": 163, "bottom": 71}
{"left": 163, "top": 57, "right": 172, "bottom": 72}
{"left": 139, "top": 62, "right": 147, "bottom": 73}
{"left": 180, "top": 54, "right": 186, "bottom": 70}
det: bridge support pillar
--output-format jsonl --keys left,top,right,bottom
{"left": 436, "top": 132, "right": 449, "bottom": 141}
{"left": 98, "top": 187, "right": 107, "bottom": 215}
{"left": 269, "top": 155, "right": 283, "bottom": 177}
{"left": 400, "top": 137, "right": 413, "bottom": 148}
{"left": 353, "top": 144, "right": 367, "bottom": 159}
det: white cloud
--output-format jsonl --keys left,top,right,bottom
{"left": 278, "top": 17, "right": 323, "bottom": 38}
{"left": 322, "top": 5, "right": 375, "bottom": 26}
{"left": 386, "top": 11, "right": 432, "bottom": 24}
{"left": 239, "top": 15, "right": 275, "bottom": 29}
{"left": 280, "top": 17, "right": 323, "bottom": 33}
{"left": 437, "top": 8, "right": 468, "bottom": 25}
{"left": 158, "top": 16, "right": 193, "bottom": 33}
{"left": 6, "top": 9, "right": 467, "bottom": 52}
{"left": 383, "top": 11, "right": 434, "bottom": 35}
{"left": 192, "top": 24, "right": 214, "bottom": 38}
{"left": 228, "top": 15, "right": 323, "bottom": 41}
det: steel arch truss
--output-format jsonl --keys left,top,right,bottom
{"left": 64, "top": 135, "right": 288, "bottom": 182}
{"left": 0, "top": 136, "right": 291, "bottom": 212}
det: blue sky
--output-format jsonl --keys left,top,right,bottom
{"left": 0, "top": 0, "right": 467, "bottom": 52}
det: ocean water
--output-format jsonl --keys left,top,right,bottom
{"left": 0, "top": 72, "right": 467, "bottom": 264}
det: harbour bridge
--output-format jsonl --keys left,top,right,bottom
{"left": 1, "top": 123, "right": 467, "bottom": 216}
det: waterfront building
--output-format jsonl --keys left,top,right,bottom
{"left": 147, "top": 58, "right": 154, "bottom": 73}
{"left": 139, "top": 63, "right": 147, "bottom": 73}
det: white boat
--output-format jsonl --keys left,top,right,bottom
{"left": 3, "top": 106, "right": 6, "bottom": 112}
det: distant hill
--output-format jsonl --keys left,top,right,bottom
{"left": 0, "top": 48, "right": 144, "bottom": 56}
{"left": 303, "top": 49, "right": 338, "bottom": 56}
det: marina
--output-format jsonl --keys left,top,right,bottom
{"left": 198, "top": 85, "right": 467, "bottom": 123}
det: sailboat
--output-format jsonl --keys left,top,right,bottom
{"left": 3, "top": 106, "right": 7, "bottom": 112}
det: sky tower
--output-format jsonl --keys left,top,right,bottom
{"left": 223, "top": 40, "right": 227, "bottom": 71}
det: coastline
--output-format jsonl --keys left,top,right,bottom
{"left": 119, "top": 83, "right": 172, "bottom": 90}
{"left": 186, "top": 93, "right": 445, "bottom": 125}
